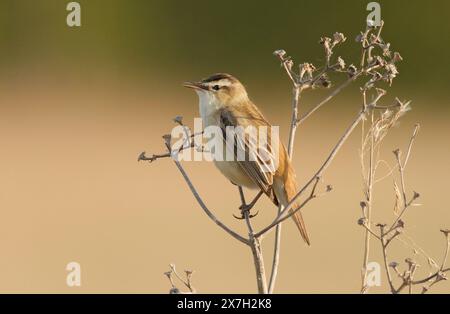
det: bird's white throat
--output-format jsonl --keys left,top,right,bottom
{"left": 196, "top": 91, "right": 222, "bottom": 127}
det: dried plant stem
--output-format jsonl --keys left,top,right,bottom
{"left": 388, "top": 124, "right": 420, "bottom": 234}
{"left": 379, "top": 225, "right": 397, "bottom": 293}
{"left": 287, "top": 86, "right": 302, "bottom": 155}
{"left": 361, "top": 108, "right": 375, "bottom": 293}
{"left": 238, "top": 186, "right": 268, "bottom": 293}
{"left": 268, "top": 208, "right": 281, "bottom": 294}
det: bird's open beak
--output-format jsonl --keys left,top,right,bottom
{"left": 183, "top": 81, "right": 208, "bottom": 91}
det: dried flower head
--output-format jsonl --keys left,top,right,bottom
{"left": 381, "top": 42, "right": 391, "bottom": 57}
{"left": 374, "top": 56, "right": 387, "bottom": 67}
{"left": 389, "top": 261, "right": 399, "bottom": 268}
{"left": 347, "top": 64, "right": 357, "bottom": 77}
{"left": 355, "top": 32, "right": 365, "bottom": 43}
{"left": 300, "top": 63, "right": 316, "bottom": 80}
{"left": 273, "top": 49, "right": 287, "bottom": 59}
{"left": 173, "top": 115, "right": 183, "bottom": 125}
{"left": 319, "top": 37, "right": 333, "bottom": 58}
{"left": 333, "top": 56, "right": 346, "bottom": 71}
{"left": 314, "top": 74, "right": 331, "bottom": 88}
{"left": 357, "top": 217, "right": 367, "bottom": 226}
{"left": 392, "top": 52, "right": 403, "bottom": 63}
{"left": 332, "top": 32, "right": 347, "bottom": 46}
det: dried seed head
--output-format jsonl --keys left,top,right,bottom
{"left": 319, "top": 37, "right": 333, "bottom": 57}
{"left": 170, "top": 287, "right": 181, "bottom": 294}
{"left": 326, "top": 185, "right": 333, "bottom": 192}
{"left": 300, "top": 63, "right": 316, "bottom": 79}
{"left": 389, "top": 261, "right": 399, "bottom": 268}
{"left": 360, "top": 201, "right": 367, "bottom": 209}
{"left": 334, "top": 56, "right": 346, "bottom": 70}
{"left": 384, "top": 63, "right": 399, "bottom": 85}
{"left": 392, "top": 52, "right": 403, "bottom": 63}
{"left": 319, "top": 36, "right": 332, "bottom": 46}
{"left": 376, "top": 223, "right": 387, "bottom": 228}
{"left": 332, "top": 32, "right": 347, "bottom": 45}
{"left": 381, "top": 43, "right": 391, "bottom": 57}
{"left": 374, "top": 56, "right": 387, "bottom": 67}
{"left": 273, "top": 49, "right": 287, "bottom": 59}
{"left": 315, "top": 74, "right": 331, "bottom": 88}
{"left": 173, "top": 115, "right": 183, "bottom": 125}
{"left": 413, "top": 191, "right": 420, "bottom": 200}
{"left": 369, "top": 33, "right": 380, "bottom": 45}
{"left": 357, "top": 217, "right": 367, "bottom": 226}
{"left": 286, "top": 59, "right": 294, "bottom": 72}
{"left": 347, "top": 64, "right": 357, "bottom": 77}
{"left": 355, "top": 32, "right": 365, "bottom": 43}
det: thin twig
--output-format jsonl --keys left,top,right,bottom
{"left": 378, "top": 225, "right": 397, "bottom": 293}
{"left": 268, "top": 206, "right": 282, "bottom": 294}
{"left": 361, "top": 106, "right": 375, "bottom": 293}
{"left": 239, "top": 186, "right": 268, "bottom": 294}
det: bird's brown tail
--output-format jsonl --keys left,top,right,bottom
{"left": 290, "top": 205, "right": 310, "bottom": 245}
{"left": 274, "top": 177, "right": 311, "bottom": 246}
{"left": 283, "top": 167, "right": 311, "bottom": 246}
{"left": 273, "top": 145, "right": 310, "bottom": 245}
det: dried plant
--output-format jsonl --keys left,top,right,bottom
{"left": 358, "top": 122, "right": 449, "bottom": 293}
{"left": 138, "top": 20, "right": 428, "bottom": 293}
{"left": 164, "top": 264, "right": 196, "bottom": 294}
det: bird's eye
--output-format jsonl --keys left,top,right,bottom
{"left": 212, "top": 85, "right": 220, "bottom": 91}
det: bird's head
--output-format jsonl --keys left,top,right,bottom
{"left": 183, "top": 73, "right": 249, "bottom": 106}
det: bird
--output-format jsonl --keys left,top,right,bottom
{"left": 183, "top": 73, "right": 310, "bottom": 245}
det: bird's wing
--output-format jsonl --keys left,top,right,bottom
{"left": 217, "top": 105, "right": 279, "bottom": 202}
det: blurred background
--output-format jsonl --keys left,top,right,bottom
{"left": 0, "top": 0, "right": 449, "bottom": 293}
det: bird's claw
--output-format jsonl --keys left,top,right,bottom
{"left": 233, "top": 206, "right": 259, "bottom": 220}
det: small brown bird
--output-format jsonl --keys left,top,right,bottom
{"left": 183, "top": 73, "right": 310, "bottom": 245}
